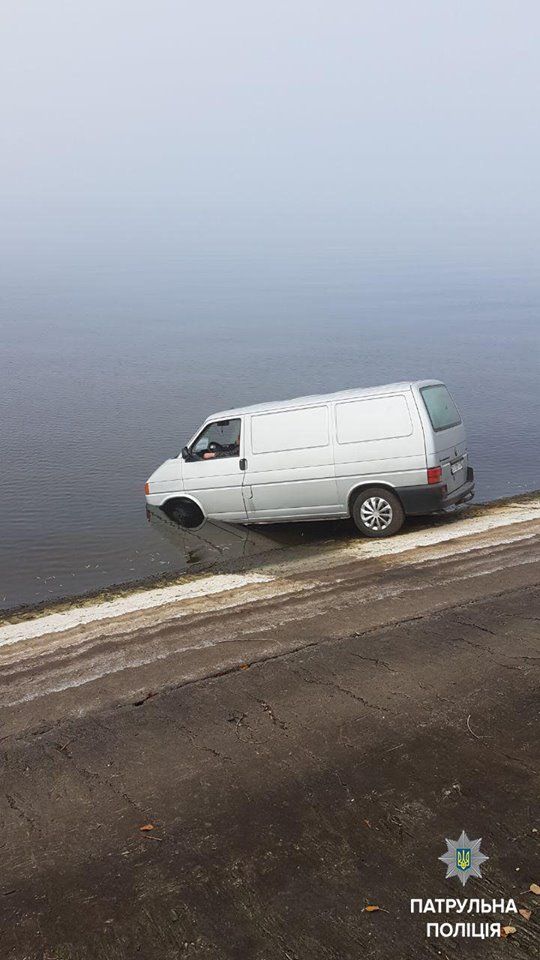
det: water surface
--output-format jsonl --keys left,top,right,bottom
{"left": 1, "top": 220, "right": 539, "bottom": 611}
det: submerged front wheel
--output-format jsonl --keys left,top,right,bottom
{"left": 351, "top": 487, "right": 404, "bottom": 538}
{"left": 163, "top": 499, "right": 204, "bottom": 529}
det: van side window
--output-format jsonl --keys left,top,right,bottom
{"left": 191, "top": 418, "right": 241, "bottom": 460}
{"left": 336, "top": 396, "right": 412, "bottom": 444}
{"left": 420, "top": 385, "right": 462, "bottom": 431}
{"left": 251, "top": 406, "right": 329, "bottom": 454}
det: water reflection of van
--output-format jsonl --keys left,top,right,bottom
{"left": 144, "top": 380, "right": 474, "bottom": 538}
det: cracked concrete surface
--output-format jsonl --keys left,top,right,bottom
{"left": 0, "top": 504, "right": 539, "bottom": 958}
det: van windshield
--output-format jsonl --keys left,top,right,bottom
{"left": 420, "top": 384, "right": 462, "bottom": 431}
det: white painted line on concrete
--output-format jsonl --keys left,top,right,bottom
{"left": 342, "top": 502, "right": 540, "bottom": 561}
{"left": 0, "top": 573, "right": 274, "bottom": 649}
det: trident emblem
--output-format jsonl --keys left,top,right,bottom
{"left": 456, "top": 848, "right": 471, "bottom": 871}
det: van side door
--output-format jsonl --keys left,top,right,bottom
{"left": 242, "top": 404, "right": 340, "bottom": 520}
{"left": 182, "top": 417, "right": 247, "bottom": 521}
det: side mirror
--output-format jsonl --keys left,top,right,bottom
{"left": 181, "top": 446, "right": 189, "bottom": 461}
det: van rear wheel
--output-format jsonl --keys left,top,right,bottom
{"left": 351, "top": 488, "right": 404, "bottom": 538}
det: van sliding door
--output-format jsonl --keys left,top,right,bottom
{"left": 242, "top": 405, "right": 339, "bottom": 520}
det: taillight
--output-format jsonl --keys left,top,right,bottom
{"left": 144, "top": 482, "right": 150, "bottom": 495}
{"left": 427, "top": 466, "right": 442, "bottom": 485}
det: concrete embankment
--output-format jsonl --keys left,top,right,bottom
{"left": 0, "top": 494, "right": 539, "bottom": 958}
{"left": 0, "top": 493, "right": 539, "bottom": 737}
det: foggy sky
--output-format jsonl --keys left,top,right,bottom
{"left": 1, "top": 1, "right": 539, "bottom": 265}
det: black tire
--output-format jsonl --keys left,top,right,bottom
{"left": 351, "top": 487, "right": 404, "bottom": 538}
{"left": 164, "top": 499, "right": 204, "bottom": 529}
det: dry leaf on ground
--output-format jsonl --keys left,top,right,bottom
{"left": 530, "top": 883, "right": 540, "bottom": 895}
{"left": 518, "top": 908, "right": 531, "bottom": 921}
{"left": 139, "top": 823, "right": 155, "bottom": 832}
{"left": 364, "top": 905, "right": 380, "bottom": 913}
{"left": 501, "top": 926, "right": 517, "bottom": 938}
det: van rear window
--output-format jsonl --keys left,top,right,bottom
{"left": 420, "top": 384, "right": 462, "bottom": 431}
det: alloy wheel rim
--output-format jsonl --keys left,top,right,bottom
{"left": 360, "top": 496, "right": 393, "bottom": 531}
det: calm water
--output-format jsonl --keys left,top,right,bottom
{"left": 1, "top": 230, "right": 539, "bottom": 612}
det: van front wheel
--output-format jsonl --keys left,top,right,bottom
{"left": 351, "top": 488, "right": 404, "bottom": 538}
{"left": 164, "top": 499, "right": 204, "bottom": 529}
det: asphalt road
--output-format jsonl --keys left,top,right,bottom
{"left": 1, "top": 500, "right": 539, "bottom": 959}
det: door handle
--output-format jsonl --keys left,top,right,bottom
{"left": 239, "top": 458, "right": 247, "bottom": 471}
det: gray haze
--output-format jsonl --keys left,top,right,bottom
{"left": 1, "top": 2, "right": 539, "bottom": 611}
{"left": 1, "top": 1, "right": 539, "bottom": 263}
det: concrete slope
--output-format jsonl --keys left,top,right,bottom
{"left": 0, "top": 497, "right": 539, "bottom": 958}
{"left": 0, "top": 496, "right": 539, "bottom": 740}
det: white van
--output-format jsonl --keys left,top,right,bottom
{"left": 144, "top": 380, "right": 474, "bottom": 538}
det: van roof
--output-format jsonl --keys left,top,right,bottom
{"left": 208, "top": 379, "right": 442, "bottom": 421}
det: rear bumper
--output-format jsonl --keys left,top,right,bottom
{"left": 397, "top": 467, "right": 475, "bottom": 516}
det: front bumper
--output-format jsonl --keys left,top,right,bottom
{"left": 397, "top": 467, "right": 475, "bottom": 516}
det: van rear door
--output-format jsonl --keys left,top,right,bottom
{"left": 418, "top": 383, "right": 468, "bottom": 494}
